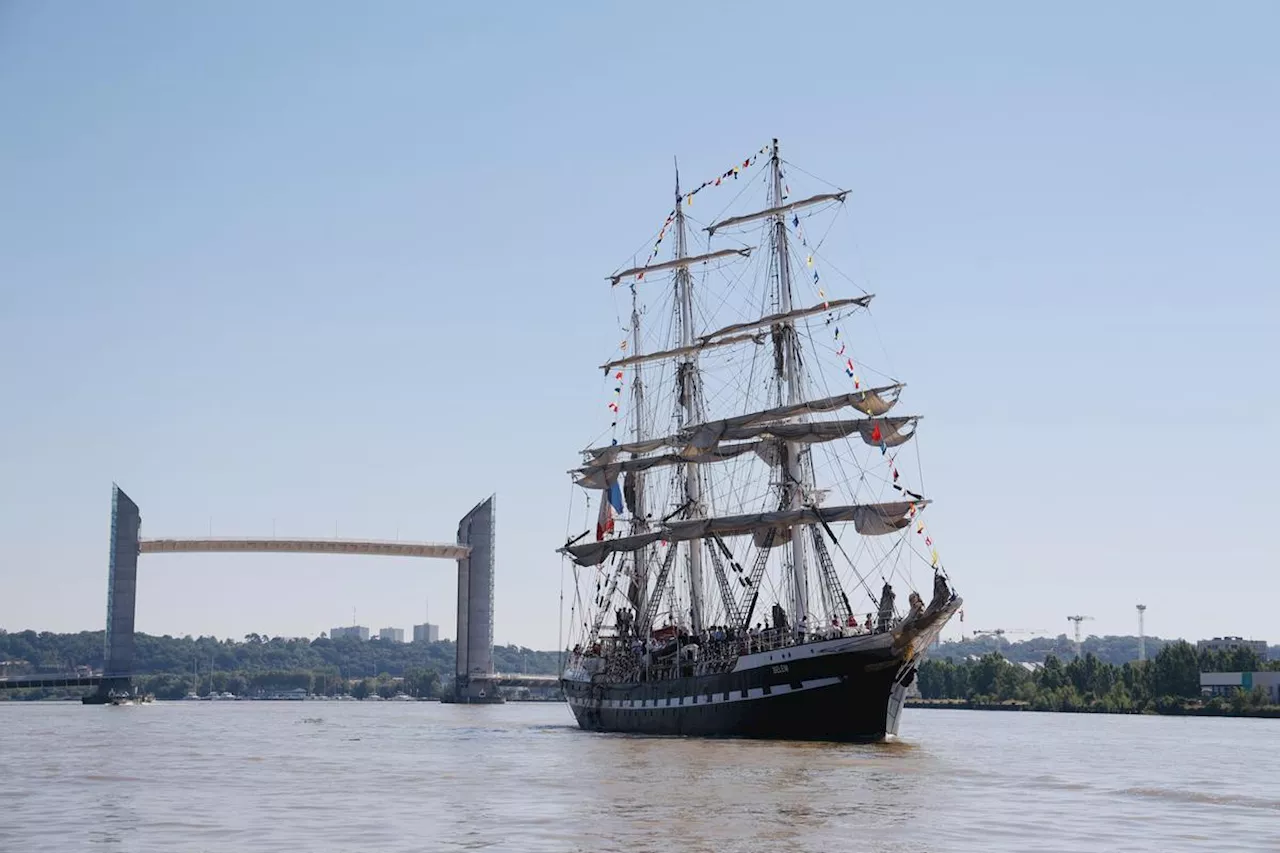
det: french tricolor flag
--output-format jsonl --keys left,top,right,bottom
{"left": 596, "top": 480, "right": 624, "bottom": 541}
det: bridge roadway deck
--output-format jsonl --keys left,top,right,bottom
{"left": 139, "top": 537, "right": 470, "bottom": 560}
{"left": 490, "top": 674, "right": 560, "bottom": 688}
{"left": 0, "top": 674, "right": 103, "bottom": 690}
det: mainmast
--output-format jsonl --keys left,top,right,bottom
{"left": 674, "top": 165, "right": 706, "bottom": 635}
{"left": 769, "top": 138, "right": 810, "bottom": 632}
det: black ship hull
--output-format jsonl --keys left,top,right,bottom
{"left": 563, "top": 597, "right": 960, "bottom": 742}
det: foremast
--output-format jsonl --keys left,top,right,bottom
{"left": 673, "top": 167, "right": 706, "bottom": 636}
{"left": 768, "top": 138, "right": 811, "bottom": 634}
{"left": 626, "top": 286, "right": 650, "bottom": 622}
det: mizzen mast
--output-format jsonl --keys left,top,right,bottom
{"left": 769, "top": 137, "right": 811, "bottom": 633}
{"left": 674, "top": 164, "right": 706, "bottom": 635}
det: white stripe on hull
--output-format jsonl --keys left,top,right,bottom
{"left": 564, "top": 675, "right": 843, "bottom": 710}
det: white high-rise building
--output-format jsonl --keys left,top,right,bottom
{"left": 331, "top": 626, "right": 370, "bottom": 641}
{"left": 379, "top": 627, "right": 405, "bottom": 643}
{"left": 413, "top": 623, "right": 440, "bottom": 643}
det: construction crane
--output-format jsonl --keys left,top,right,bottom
{"left": 972, "top": 628, "right": 1043, "bottom": 640}
{"left": 1067, "top": 615, "right": 1094, "bottom": 659}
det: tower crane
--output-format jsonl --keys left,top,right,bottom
{"left": 972, "top": 628, "right": 1043, "bottom": 640}
{"left": 1067, "top": 615, "right": 1094, "bottom": 659}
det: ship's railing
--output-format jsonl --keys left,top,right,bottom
{"left": 581, "top": 619, "right": 899, "bottom": 685}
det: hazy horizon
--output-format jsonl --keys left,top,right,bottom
{"left": 6, "top": 623, "right": 1275, "bottom": 655}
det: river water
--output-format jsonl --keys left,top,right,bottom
{"left": 2, "top": 701, "right": 1276, "bottom": 852}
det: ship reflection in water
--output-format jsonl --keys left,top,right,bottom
{"left": 5, "top": 702, "right": 1277, "bottom": 852}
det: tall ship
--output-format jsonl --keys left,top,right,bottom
{"left": 559, "top": 140, "right": 962, "bottom": 741}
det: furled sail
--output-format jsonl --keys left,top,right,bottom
{"left": 738, "top": 416, "right": 918, "bottom": 450}
{"left": 686, "top": 386, "right": 904, "bottom": 450}
{"left": 705, "top": 191, "right": 849, "bottom": 235}
{"left": 562, "top": 500, "right": 925, "bottom": 566}
{"left": 583, "top": 387, "right": 911, "bottom": 464}
{"left": 608, "top": 247, "right": 752, "bottom": 285}
{"left": 600, "top": 332, "right": 764, "bottom": 372}
{"left": 702, "top": 296, "right": 872, "bottom": 341}
{"left": 585, "top": 416, "right": 918, "bottom": 468}
{"left": 600, "top": 297, "right": 872, "bottom": 372}
{"left": 574, "top": 443, "right": 766, "bottom": 490}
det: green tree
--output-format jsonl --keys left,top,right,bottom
{"left": 917, "top": 659, "right": 955, "bottom": 699}
{"left": 1100, "top": 682, "right": 1133, "bottom": 713}
{"left": 403, "top": 667, "right": 441, "bottom": 699}
{"left": 1121, "top": 661, "right": 1152, "bottom": 707}
{"left": 1151, "top": 641, "right": 1200, "bottom": 699}
{"left": 994, "top": 661, "right": 1029, "bottom": 701}
{"left": 951, "top": 663, "right": 970, "bottom": 698}
{"left": 970, "top": 653, "right": 1004, "bottom": 698}
{"left": 1199, "top": 646, "right": 1263, "bottom": 673}
{"left": 1038, "top": 655, "right": 1065, "bottom": 691}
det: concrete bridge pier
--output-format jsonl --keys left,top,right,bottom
{"left": 448, "top": 496, "right": 500, "bottom": 703}
{"left": 91, "top": 485, "right": 142, "bottom": 700}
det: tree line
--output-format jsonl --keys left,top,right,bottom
{"left": 917, "top": 641, "right": 1279, "bottom": 714}
{"left": 0, "top": 629, "right": 562, "bottom": 701}
{"left": 932, "top": 633, "right": 1279, "bottom": 667}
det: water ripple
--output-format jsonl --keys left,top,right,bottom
{"left": 2, "top": 703, "right": 1277, "bottom": 852}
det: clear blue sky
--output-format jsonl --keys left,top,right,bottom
{"left": 1, "top": 2, "right": 1276, "bottom": 650}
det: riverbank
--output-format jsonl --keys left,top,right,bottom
{"left": 906, "top": 698, "right": 1280, "bottom": 719}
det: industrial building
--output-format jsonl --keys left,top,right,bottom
{"left": 413, "top": 623, "right": 440, "bottom": 643}
{"left": 378, "top": 627, "right": 405, "bottom": 643}
{"left": 1200, "top": 671, "right": 1280, "bottom": 702}
{"left": 1197, "top": 637, "right": 1269, "bottom": 660}
{"left": 330, "top": 625, "right": 370, "bottom": 641}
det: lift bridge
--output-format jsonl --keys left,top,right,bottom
{"left": 0, "top": 486, "right": 555, "bottom": 701}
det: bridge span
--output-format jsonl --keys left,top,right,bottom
{"left": 490, "top": 673, "right": 560, "bottom": 689}
{"left": 0, "top": 673, "right": 103, "bottom": 691}
{"left": 139, "top": 537, "right": 470, "bottom": 561}
{"left": 72, "top": 485, "right": 504, "bottom": 703}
